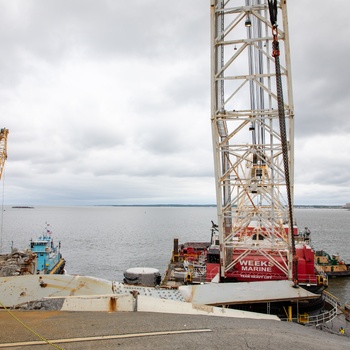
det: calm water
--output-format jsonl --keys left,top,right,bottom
{"left": 1, "top": 206, "right": 349, "bottom": 304}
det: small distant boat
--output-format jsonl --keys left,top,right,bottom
{"left": 315, "top": 250, "right": 350, "bottom": 277}
{"left": 11, "top": 206, "right": 35, "bottom": 209}
{"left": 0, "top": 224, "right": 65, "bottom": 277}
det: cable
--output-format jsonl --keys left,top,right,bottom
{"left": 0, "top": 300, "right": 65, "bottom": 350}
{"left": 0, "top": 169, "right": 4, "bottom": 254}
{"left": 268, "top": 0, "right": 298, "bottom": 285}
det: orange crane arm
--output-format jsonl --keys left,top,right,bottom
{"left": 0, "top": 128, "right": 9, "bottom": 181}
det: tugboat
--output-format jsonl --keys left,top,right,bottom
{"left": 315, "top": 251, "right": 350, "bottom": 277}
{"left": 293, "top": 228, "right": 350, "bottom": 278}
{"left": 0, "top": 224, "right": 65, "bottom": 277}
{"left": 29, "top": 224, "right": 65, "bottom": 275}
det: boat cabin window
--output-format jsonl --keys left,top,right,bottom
{"left": 208, "top": 253, "right": 220, "bottom": 264}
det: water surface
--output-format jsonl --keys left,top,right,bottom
{"left": 1, "top": 206, "right": 349, "bottom": 304}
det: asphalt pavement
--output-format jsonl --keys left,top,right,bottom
{"left": 0, "top": 310, "right": 349, "bottom": 350}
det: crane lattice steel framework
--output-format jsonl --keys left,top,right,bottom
{"left": 0, "top": 128, "right": 9, "bottom": 181}
{"left": 210, "top": 0, "right": 295, "bottom": 280}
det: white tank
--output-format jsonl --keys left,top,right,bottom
{"left": 123, "top": 267, "right": 161, "bottom": 287}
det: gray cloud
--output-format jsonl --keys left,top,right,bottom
{"left": 0, "top": 0, "right": 349, "bottom": 206}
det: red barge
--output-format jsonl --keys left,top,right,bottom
{"left": 163, "top": 223, "right": 327, "bottom": 294}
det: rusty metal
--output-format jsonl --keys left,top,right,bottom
{"left": 0, "top": 251, "right": 37, "bottom": 277}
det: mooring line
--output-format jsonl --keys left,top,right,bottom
{"left": 0, "top": 301, "right": 65, "bottom": 350}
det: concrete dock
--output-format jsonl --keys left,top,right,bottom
{"left": 0, "top": 311, "right": 349, "bottom": 350}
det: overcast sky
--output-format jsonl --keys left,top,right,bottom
{"left": 0, "top": 0, "right": 349, "bottom": 206}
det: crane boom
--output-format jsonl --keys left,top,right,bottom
{"left": 0, "top": 128, "right": 9, "bottom": 181}
{"left": 210, "top": 0, "right": 295, "bottom": 281}
{"left": 162, "top": 0, "right": 326, "bottom": 293}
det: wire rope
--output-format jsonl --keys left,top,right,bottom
{"left": 0, "top": 300, "right": 65, "bottom": 350}
{"left": 268, "top": 0, "right": 298, "bottom": 284}
{"left": 0, "top": 169, "right": 5, "bottom": 254}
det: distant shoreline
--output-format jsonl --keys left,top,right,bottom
{"left": 9, "top": 204, "right": 347, "bottom": 209}
{"left": 97, "top": 204, "right": 346, "bottom": 209}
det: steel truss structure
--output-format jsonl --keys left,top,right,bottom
{"left": 0, "top": 128, "right": 9, "bottom": 181}
{"left": 210, "top": 0, "right": 295, "bottom": 280}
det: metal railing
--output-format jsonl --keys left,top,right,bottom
{"left": 281, "top": 291, "right": 339, "bottom": 326}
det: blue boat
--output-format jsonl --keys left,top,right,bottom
{"left": 29, "top": 224, "right": 65, "bottom": 275}
{"left": 0, "top": 224, "right": 65, "bottom": 277}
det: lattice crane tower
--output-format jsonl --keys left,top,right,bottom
{"left": 210, "top": 0, "right": 295, "bottom": 280}
{"left": 0, "top": 128, "right": 9, "bottom": 181}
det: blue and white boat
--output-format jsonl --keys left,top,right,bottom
{"left": 29, "top": 224, "right": 65, "bottom": 275}
{"left": 0, "top": 224, "right": 65, "bottom": 277}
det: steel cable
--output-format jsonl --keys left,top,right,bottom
{"left": 268, "top": 0, "right": 298, "bottom": 284}
{"left": 0, "top": 300, "right": 65, "bottom": 350}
